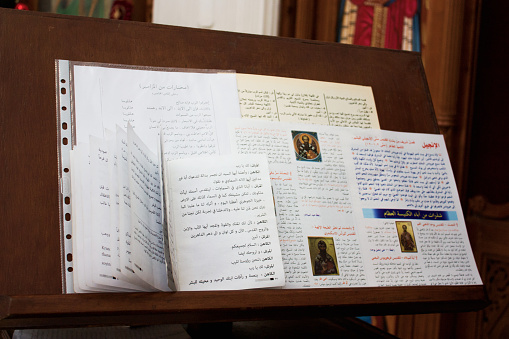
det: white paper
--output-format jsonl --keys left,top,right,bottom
{"left": 127, "top": 125, "right": 170, "bottom": 291}
{"left": 71, "top": 144, "right": 114, "bottom": 292}
{"left": 89, "top": 137, "right": 149, "bottom": 291}
{"left": 165, "top": 154, "right": 285, "bottom": 291}
{"left": 71, "top": 144, "right": 139, "bottom": 292}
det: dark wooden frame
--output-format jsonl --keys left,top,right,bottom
{"left": 0, "top": 8, "right": 487, "bottom": 329}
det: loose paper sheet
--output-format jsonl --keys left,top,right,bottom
{"left": 229, "top": 119, "right": 482, "bottom": 288}
{"left": 164, "top": 154, "right": 285, "bottom": 291}
{"left": 127, "top": 125, "right": 169, "bottom": 291}
{"left": 236, "top": 73, "right": 379, "bottom": 128}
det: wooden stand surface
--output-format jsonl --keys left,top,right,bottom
{"left": 0, "top": 8, "right": 487, "bottom": 329}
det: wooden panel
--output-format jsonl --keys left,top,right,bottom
{"left": 420, "top": 0, "right": 482, "bottom": 201}
{"left": 279, "top": 0, "right": 297, "bottom": 37}
{"left": 294, "top": 0, "right": 315, "bottom": 39}
{"left": 314, "top": 0, "right": 339, "bottom": 42}
{"left": 0, "top": 8, "right": 482, "bottom": 329}
{"left": 454, "top": 215, "right": 509, "bottom": 339}
{"left": 467, "top": 1, "right": 509, "bottom": 205}
{"left": 0, "top": 286, "right": 487, "bottom": 329}
{"left": 280, "top": 0, "right": 340, "bottom": 42}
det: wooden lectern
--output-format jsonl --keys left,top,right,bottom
{"left": 0, "top": 8, "right": 487, "bottom": 330}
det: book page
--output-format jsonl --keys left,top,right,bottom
{"left": 106, "top": 131, "right": 122, "bottom": 280}
{"left": 70, "top": 143, "right": 143, "bottom": 292}
{"left": 112, "top": 127, "right": 156, "bottom": 290}
{"left": 88, "top": 136, "right": 117, "bottom": 285}
{"left": 127, "top": 125, "right": 170, "bottom": 291}
{"left": 159, "top": 132, "right": 177, "bottom": 291}
{"left": 72, "top": 143, "right": 120, "bottom": 292}
{"left": 89, "top": 136, "right": 146, "bottom": 291}
{"left": 70, "top": 145, "right": 100, "bottom": 292}
{"left": 236, "top": 73, "right": 379, "bottom": 129}
{"left": 229, "top": 119, "right": 482, "bottom": 288}
{"left": 164, "top": 154, "right": 285, "bottom": 291}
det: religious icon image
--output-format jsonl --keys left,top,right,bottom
{"left": 308, "top": 237, "right": 339, "bottom": 276}
{"left": 396, "top": 221, "right": 417, "bottom": 252}
{"left": 338, "top": 0, "right": 420, "bottom": 52}
{"left": 292, "top": 131, "right": 322, "bottom": 162}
